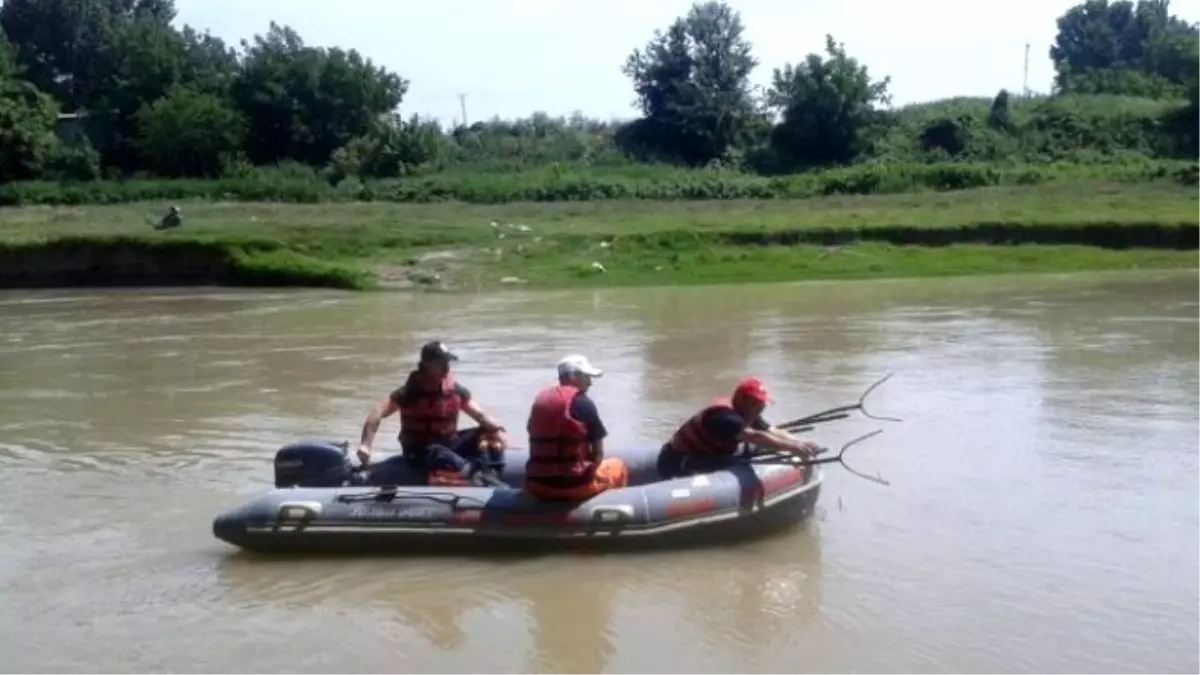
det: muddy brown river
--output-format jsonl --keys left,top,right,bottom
{"left": 0, "top": 270, "right": 1196, "bottom": 673}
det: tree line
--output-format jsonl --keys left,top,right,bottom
{"left": 0, "top": 0, "right": 1196, "bottom": 185}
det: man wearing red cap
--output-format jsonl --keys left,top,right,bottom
{"left": 657, "top": 376, "right": 821, "bottom": 478}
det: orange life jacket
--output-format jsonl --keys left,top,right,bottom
{"left": 525, "top": 384, "right": 594, "bottom": 488}
{"left": 668, "top": 397, "right": 745, "bottom": 455}
{"left": 398, "top": 371, "right": 462, "bottom": 444}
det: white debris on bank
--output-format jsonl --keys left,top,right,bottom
{"left": 486, "top": 219, "right": 611, "bottom": 276}
{"left": 489, "top": 220, "right": 533, "bottom": 234}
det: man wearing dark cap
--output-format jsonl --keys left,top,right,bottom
{"left": 657, "top": 376, "right": 821, "bottom": 478}
{"left": 357, "top": 341, "right": 509, "bottom": 486}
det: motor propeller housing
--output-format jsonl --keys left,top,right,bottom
{"left": 273, "top": 440, "right": 355, "bottom": 488}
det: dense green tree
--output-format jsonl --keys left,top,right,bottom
{"left": 41, "top": 137, "right": 102, "bottom": 180}
{"left": 1050, "top": 0, "right": 1199, "bottom": 97}
{"left": 619, "top": 0, "right": 760, "bottom": 165}
{"left": 0, "top": 0, "right": 236, "bottom": 170}
{"left": 0, "top": 0, "right": 176, "bottom": 110}
{"left": 0, "top": 79, "right": 59, "bottom": 181}
{"left": 135, "top": 85, "right": 246, "bottom": 177}
{"left": 0, "top": 0, "right": 104, "bottom": 109}
{"left": 176, "top": 26, "right": 240, "bottom": 97}
{"left": 765, "top": 35, "right": 891, "bottom": 168}
{"left": 988, "top": 89, "right": 1013, "bottom": 131}
{"left": 87, "top": 17, "right": 194, "bottom": 169}
{"left": 231, "top": 22, "right": 407, "bottom": 166}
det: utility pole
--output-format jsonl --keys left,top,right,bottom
{"left": 458, "top": 93, "right": 468, "bottom": 127}
{"left": 1023, "top": 42, "right": 1031, "bottom": 97}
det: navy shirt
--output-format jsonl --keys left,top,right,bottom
{"left": 702, "top": 408, "right": 770, "bottom": 446}
{"left": 569, "top": 392, "right": 607, "bottom": 443}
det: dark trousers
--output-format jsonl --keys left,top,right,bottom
{"left": 656, "top": 443, "right": 736, "bottom": 479}
{"left": 403, "top": 427, "right": 505, "bottom": 480}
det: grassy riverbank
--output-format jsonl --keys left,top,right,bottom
{"left": 0, "top": 179, "right": 1195, "bottom": 291}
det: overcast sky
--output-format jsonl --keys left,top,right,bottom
{"left": 175, "top": 0, "right": 1200, "bottom": 125}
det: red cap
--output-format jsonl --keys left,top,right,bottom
{"left": 733, "top": 376, "right": 771, "bottom": 404}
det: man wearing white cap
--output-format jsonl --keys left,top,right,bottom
{"left": 524, "top": 354, "right": 630, "bottom": 500}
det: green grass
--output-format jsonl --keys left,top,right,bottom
{"left": 2, "top": 180, "right": 1194, "bottom": 241}
{"left": 0, "top": 179, "right": 1195, "bottom": 291}
{"left": 488, "top": 243, "right": 1198, "bottom": 289}
{"left": 0, "top": 158, "right": 1194, "bottom": 207}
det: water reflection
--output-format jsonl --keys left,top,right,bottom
{"left": 211, "top": 525, "right": 824, "bottom": 674}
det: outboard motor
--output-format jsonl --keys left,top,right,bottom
{"left": 273, "top": 440, "right": 355, "bottom": 488}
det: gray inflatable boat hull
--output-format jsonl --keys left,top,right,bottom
{"left": 212, "top": 444, "right": 822, "bottom": 554}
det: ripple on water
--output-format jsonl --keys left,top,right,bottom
{"left": 207, "top": 553, "right": 525, "bottom": 618}
{"left": 0, "top": 274, "right": 1197, "bottom": 674}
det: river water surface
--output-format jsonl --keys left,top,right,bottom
{"left": 0, "top": 270, "right": 1196, "bottom": 674}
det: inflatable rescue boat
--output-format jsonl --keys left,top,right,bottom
{"left": 211, "top": 439, "right": 822, "bottom": 554}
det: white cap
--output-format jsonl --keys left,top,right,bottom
{"left": 557, "top": 354, "right": 603, "bottom": 378}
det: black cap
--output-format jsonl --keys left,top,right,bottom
{"left": 419, "top": 341, "right": 458, "bottom": 363}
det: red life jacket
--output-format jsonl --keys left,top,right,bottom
{"left": 398, "top": 371, "right": 462, "bottom": 443}
{"left": 525, "top": 384, "right": 593, "bottom": 488}
{"left": 668, "top": 397, "right": 745, "bottom": 455}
